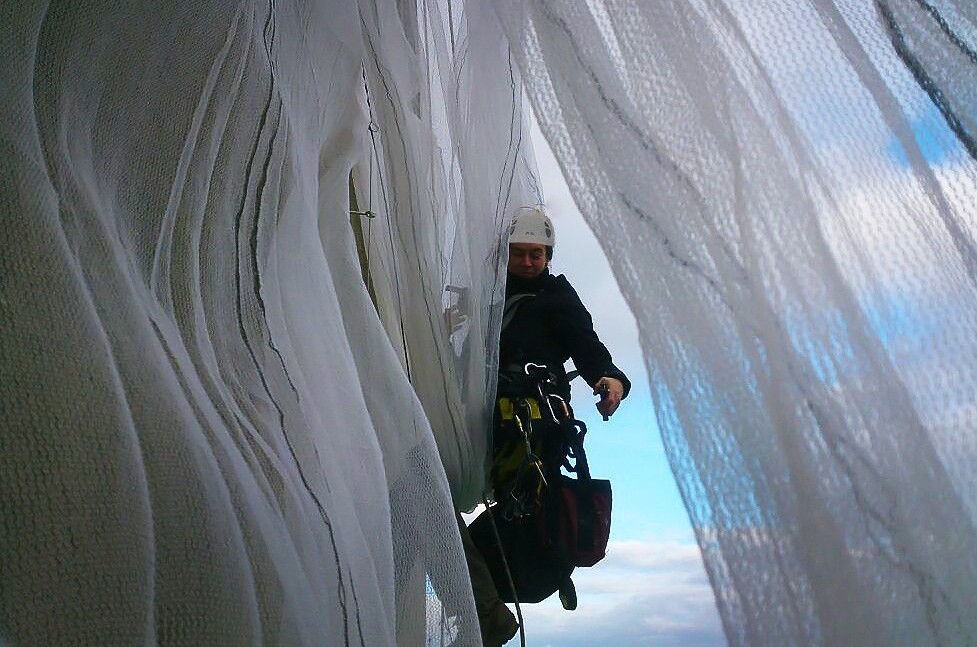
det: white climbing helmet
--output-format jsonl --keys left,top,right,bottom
{"left": 508, "top": 206, "right": 555, "bottom": 247}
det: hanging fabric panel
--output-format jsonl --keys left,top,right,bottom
{"left": 495, "top": 1, "right": 977, "bottom": 645}
{"left": 353, "top": 0, "right": 541, "bottom": 511}
{"left": 1, "top": 1, "right": 534, "bottom": 644}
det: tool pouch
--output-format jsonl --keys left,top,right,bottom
{"left": 549, "top": 473, "right": 612, "bottom": 567}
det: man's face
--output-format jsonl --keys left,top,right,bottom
{"left": 508, "top": 243, "right": 547, "bottom": 279}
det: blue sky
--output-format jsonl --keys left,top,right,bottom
{"left": 883, "top": 93, "right": 970, "bottom": 169}
{"left": 510, "top": 123, "right": 726, "bottom": 646}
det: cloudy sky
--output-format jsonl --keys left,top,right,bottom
{"left": 510, "top": 122, "right": 726, "bottom": 647}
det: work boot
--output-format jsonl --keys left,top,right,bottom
{"left": 478, "top": 601, "right": 518, "bottom": 647}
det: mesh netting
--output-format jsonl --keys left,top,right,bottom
{"left": 1, "top": 1, "right": 535, "bottom": 644}
{"left": 495, "top": 1, "right": 977, "bottom": 644}
{"left": 6, "top": 0, "right": 977, "bottom": 645}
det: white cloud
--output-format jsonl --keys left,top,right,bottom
{"left": 604, "top": 539, "right": 703, "bottom": 570}
{"left": 514, "top": 539, "right": 726, "bottom": 647}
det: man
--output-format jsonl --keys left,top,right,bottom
{"left": 500, "top": 207, "right": 629, "bottom": 416}
{"left": 465, "top": 207, "right": 630, "bottom": 646}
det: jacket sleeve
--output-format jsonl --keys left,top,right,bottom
{"left": 550, "top": 277, "right": 631, "bottom": 398}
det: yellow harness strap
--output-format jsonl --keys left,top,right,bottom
{"left": 492, "top": 396, "right": 547, "bottom": 494}
{"left": 497, "top": 396, "right": 543, "bottom": 421}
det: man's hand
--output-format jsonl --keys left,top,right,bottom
{"left": 593, "top": 376, "right": 624, "bottom": 419}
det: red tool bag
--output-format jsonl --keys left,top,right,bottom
{"left": 539, "top": 429, "right": 611, "bottom": 568}
{"left": 551, "top": 471, "right": 612, "bottom": 567}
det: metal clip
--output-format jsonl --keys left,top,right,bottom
{"left": 547, "top": 393, "right": 570, "bottom": 420}
{"left": 532, "top": 459, "right": 549, "bottom": 489}
{"left": 523, "top": 362, "right": 549, "bottom": 376}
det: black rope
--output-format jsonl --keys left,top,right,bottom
{"left": 482, "top": 499, "right": 527, "bottom": 647}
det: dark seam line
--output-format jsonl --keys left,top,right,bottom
{"left": 494, "top": 51, "right": 522, "bottom": 224}
{"left": 349, "top": 577, "right": 368, "bottom": 647}
{"left": 878, "top": 0, "right": 977, "bottom": 163}
{"left": 912, "top": 0, "right": 977, "bottom": 65}
{"left": 618, "top": 193, "right": 733, "bottom": 314}
{"left": 252, "top": 101, "right": 351, "bottom": 646}
{"left": 367, "top": 28, "right": 464, "bottom": 419}
{"left": 533, "top": 0, "right": 749, "bottom": 289}
{"left": 235, "top": 4, "right": 349, "bottom": 644}
{"left": 525, "top": 159, "right": 542, "bottom": 206}
{"left": 811, "top": 0, "right": 977, "bottom": 293}
{"left": 795, "top": 367, "right": 956, "bottom": 644}
{"left": 496, "top": 53, "right": 526, "bottom": 275}
{"left": 260, "top": 96, "right": 366, "bottom": 646}
{"left": 536, "top": 0, "right": 705, "bottom": 207}
{"left": 257, "top": 4, "right": 353, "bottom": 643}
{"left": 148, "top": 317, "right": 285, "bottom": 642}
{"left": 195, "top": 8, "right": 289, "bottom": 511}
{"left": 158, "top": 3, "right": 249, "bottom": 303}
{"left": 362, "top": 56, "right": 413, "bottom": 381}
{"left": 453, "top": 33, "right": 468, "bottom": 90}
{"left": 489, "top": 51, "right": 526, "bottom": 332}
{"left": 364, "top": 14, "right": 471, "bottom": 498}
{"left": 258, "top": 122, "right": 329, "bottom": 498}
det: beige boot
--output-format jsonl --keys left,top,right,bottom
{"left": 478, "top": 600, "right": 518, "bottom": 647}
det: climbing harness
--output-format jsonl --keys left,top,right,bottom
{"left": 470, "top": 362, "right": 613, "bottom": 634}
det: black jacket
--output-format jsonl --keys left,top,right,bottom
{"left": 499, "top": 269, "right": 631, "bottom": 400}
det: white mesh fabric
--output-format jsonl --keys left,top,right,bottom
{"left": 1, "top": 1, "right": 536, "bottom": 644}
{"left": 10, "top": 0, "right": 977, "bottom": 644}
{"left": 495, "top": 1, "right": 977, "bottom": 644}
{"left": 353, "top": 0, "right": 541, "bottom": 511}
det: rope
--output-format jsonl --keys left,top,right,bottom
{"left": 482, "top": 498, "right": 527, "bottom": 647}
